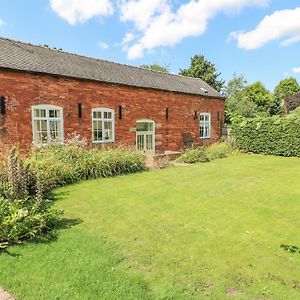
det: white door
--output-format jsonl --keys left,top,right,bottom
{"left": 136, "top": 120, "right": 155, "bottom": 154}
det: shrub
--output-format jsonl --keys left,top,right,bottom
{"left": 0, "top": 197, "right": 62, "bottom": 249}
{"left": 27, "top": 142, "right": 146, "bottom": 193}
{"left": 177, "top": 147, "right": 210, "bottom": 164}
{"left": 230, "top": 108, "right": 300, "bottom": 157}
{"left": 0, "top": 149, "right": 62, "bottom": 249}
{"left": 177, "top": 142, "right": 235, "bottom": 164}
{"left": 206, "top": 142, "right": 234, "bottom": 160}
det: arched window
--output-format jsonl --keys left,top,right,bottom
{"left": 199, "top": 113, "right": 211, "bottom": 139}
{"left": 32, "top": 105, "right": 64, "bottom": 145}
{"left": 92, "top": 108, "right": 115, "bottom": 143}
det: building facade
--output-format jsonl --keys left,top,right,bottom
{"left": 0, "top": 38, "right": 225, "bottom": 154}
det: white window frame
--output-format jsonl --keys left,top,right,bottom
{"left": 31, "top": 104, "right": 64, "bottom": 146}
{"left": 199, "top": 112, "right": 211, "bottom": 139}
{"left": 92, "top": 108, "right": 115, "bottom": 144}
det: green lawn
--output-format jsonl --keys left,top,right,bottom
{"left": 1, "top": 155, "right": 300, "bottom": 299}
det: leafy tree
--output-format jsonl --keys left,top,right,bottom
{"left": 179, "top": 55, "right": 224, "bottom": 92}
{"left": 225, "top": 79, "right": 273, "bottom": 121}
{"left": 140, "top": 64, "right": 170, "bottom": 73}
{"left": 272, "top": 77, "right": 300, "bottom": 115}
{"left": 241, "top": 81, "right": 273, "bottom": 112}
{"left": 223, "top": 73, "right": 247, "bottom": 98}
{"left": 226, "top": 92, "right": 258, "bottom": 119}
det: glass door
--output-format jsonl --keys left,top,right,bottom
{"left": 136, "top": 120, "right": 155, "bottom": 154}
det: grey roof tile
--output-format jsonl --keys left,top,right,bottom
{"left": 0, "top": 37, "right": 225, "bottom": 99}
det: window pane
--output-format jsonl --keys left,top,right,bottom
{"left": 41, "top": 131, "right": 48, "bottom": 144}
{"left": 136, "top": 122, "right": 153, "bottom": 132}
{"left": 49, "top": 109, "right": 60, "bottom": 118}
{"left": 104, "top": 130, "right": 112, "bottom": 140}
{"left": 34, "top": 120, "right": 41, "bottom": 131}
{"left": 93, "top": 120, "right": 103, "bottom": 141}
{"left": 104, "top": 121, "right": 112, "bottom": 130}
{"left": 41, "top": 120, "right": 47, "bottom": 131}
{"left": 104, "top": 111, "right": 112, "bottom": 119}
{"left": 200, "top": 126, "right": 204, "bottom": 138}
{"left": 34, "top": 109, "right": 46, "bottom": 118}
{"left": 93, "top": 111, "right": 102, "bottom": 119}
{"left": 95, "top": 130, "right": 103, "bottom": 141}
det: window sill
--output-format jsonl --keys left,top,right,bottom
{"left": 92, "top": 141, "right": 115, "bottom": 144}
{"left": 199, "top": 137, "right": 211, "bottom": 140}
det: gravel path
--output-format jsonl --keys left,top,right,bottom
{"left": 0, "top": 288, "right": 14, "bottom": 300}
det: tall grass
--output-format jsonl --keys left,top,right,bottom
{"left": 27, "top": 142, "right": 146, "bottom": 193}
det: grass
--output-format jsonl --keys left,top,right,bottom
{"left": 1, "top": 155, "right": 300, "bottom": 299}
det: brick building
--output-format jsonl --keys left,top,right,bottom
{"left": 0, "top": 38, "right": 225, "bottom": 154}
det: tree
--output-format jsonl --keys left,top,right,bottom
{"left": 179, "top": 55, "right": 224, "bottom": 92}
{"left": 223, "top": 73, "right": 247, "bottom": 98}
{"left": 225, "top": 79, "right": 273, "bottom": 121}
{"left": 241, "top": 81, "right": 273, "bottom": 112}
{"left": 226, "top": 92, "right": 258, "bottom": 119}
{"left": 140, "top": 64, "right": 170, "bottom": 73}
{"left": 272, "top": 77, "right": 300, "bottom": 115}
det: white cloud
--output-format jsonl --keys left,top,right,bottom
{"left": 292, "top": 67, "right": 300, "bottom": 74}
{"left": 120, "top": 0, "right": 169, "bottom": 30}
{"left": 120, "top": 33, "right": 136, "bottom": 53}
{"left": 121, "top": 33, "right": 135, "bottom": 45}
{"left": 0, "top": 19, "right": 6, "bottom": 27}
{"left": 231, "top": 7, "right": 300, "bottom": 50}
{"left": 98, "top": 42, "right": 109, "bottom": 50}
{"left": 120, "top": 0, "right": 269, "bottom": 59}
{"left": 50, "top": 0, "right": 113, "bottom": 25}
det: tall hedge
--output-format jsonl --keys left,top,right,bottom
{"left": 230, "top": 109, "right": 300, "bottom": 157}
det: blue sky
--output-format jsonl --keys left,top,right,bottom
{"left": 0, "top": 0, "right": 299, "bottom": 91}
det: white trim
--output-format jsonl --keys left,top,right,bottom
{"left": 92, "top": 108, "right": 115, "bottom": 144}
{"left": 199, "top": 112, "right": 211, "bottom": 139}
{"left": 31, "top": 104, "right": 64, "bottom": 146}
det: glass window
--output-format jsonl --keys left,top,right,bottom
{"left": 92, "top": 108, "right": 115, "bottom": 143}
{"left": 32, "top": 105, "right": 63, "bottom": 145}
{"left": 199, "top": 113, "right": 211, "bottom": 139}
{"left": 136, "top": 122, "right": 154, "bottom": 132}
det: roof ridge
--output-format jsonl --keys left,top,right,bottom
{"left": 0, "top": 36, "right": 212, "bottom": 84}
{"left": 0, "top": 36, "right": 225, "bottom": 99}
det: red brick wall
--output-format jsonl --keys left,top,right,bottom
{"left": 0, "top": 69, "right": 225, "bottom": 152}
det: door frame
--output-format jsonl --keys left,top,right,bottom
{"left": 136, "top": 119, "right": 155, "bottom": 154}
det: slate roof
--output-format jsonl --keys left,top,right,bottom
{"left": 0, "top": 37, "right": 225, "bottom": 99}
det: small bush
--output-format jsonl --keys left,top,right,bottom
{"left": 177, "top": 147, "right": 210, "bottom": 164}
{"left": 177, "top": 142, "right": 235, "bottom": 164}
{"left": 206, "top": 142, "right": 234, "bottom": 160}
{"left": 0, "top": 197, "right": 62, "bottom": 248}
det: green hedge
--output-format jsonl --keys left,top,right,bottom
{"left": 231, "top": 109, "right": 300, "bottom": 157}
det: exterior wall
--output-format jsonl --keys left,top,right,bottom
{"left": 0, "top": 69, "right": 225, "bottom": 153}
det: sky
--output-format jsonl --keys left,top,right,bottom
{"left": 0, "top": 0, "right": 299, "bottom": 91}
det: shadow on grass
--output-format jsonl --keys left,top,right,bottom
{"left": 280, "top": 244, "right": 300, "bottom": 254}
{"left": 47, "top": 190, "right": 70, "bottom": 202}
{"left": 0, "top": 217, "right": 82, "bottom": 257}
{"left": 32, "top": 217, "right": 83, "bottom": 244}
